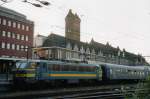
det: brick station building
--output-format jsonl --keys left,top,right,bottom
{"left": 33, "top": 9, "right": 148, "bottom": 66}
{"left": 0, "top": 6, "right": 34, "bottom": 58}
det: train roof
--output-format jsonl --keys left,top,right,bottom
{"left": 102, "top": 63, "right": 149, "bottom": 70}
{"left": 17, "top": 59, "right": 99, "bottom": 67}
{"left": 0, "top": 57, "right": 26, "bottom": 61}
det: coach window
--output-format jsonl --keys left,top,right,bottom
{"left": 48, "top": 64, "right": 52, "bottom": 70}
{"left": 43, "top": 63, "right": 47, "bottom": 70}
{"left": 0, "top": 18, "right": 1, "bottom": 24}
{"left": 69, "top": 65, "right": 73, "bottom": 71}
{"left": 110, "top": 68, "right": 113, "bottom": 74}
{"left": 66, "top": 65, "right": 70, "bottom": 71}
{"left": 91, "top": 67, "right": 95, "bottom": 72}
{"left": 139, "top": 72, "right": 141, "bottom": 77}
{"left": 74, "top": 66, "right": 78, "bottom": 71}
{"left": 142, "top": 72, "right": 144, "bottom": 76}
{"left": 78, "top": 66, "right": 81, "bottom": 71}
{"left": 82, "top": 66, "right": 86, "bottom": 72}
{"left": 52, "top": 64, "right": 60, "bottom": 71}
{"left": 70, "top": 66, "right": 75, "bottom": 71}
{"left": 147, "top": 71, "right": 149, "bottom": 75}
{"left": 140, "top": 72, "right": 142, "bottom": 76}
{"left": 68, "top": 65, "right": 72, "bottom": 71}
{"left": 87, "top": 66, "right": 91, "bottom": 72}
{"left": 89, "top": 66, "right": 93, "bottom": 72}
{"left": 85, "top": 66, "right": 88, "bottom": 71}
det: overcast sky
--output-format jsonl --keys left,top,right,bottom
{"left": 1, "top": 0, "right": 150, "bottom": 62}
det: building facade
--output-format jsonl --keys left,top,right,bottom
{"left": 34, "top": 9, "right": 148, "bottom": 65}
{"left": 41, "top": 34, "right": 147, "bottom": 65}
{"left": 0, "top": 6, "right": 34, "bottom": 58}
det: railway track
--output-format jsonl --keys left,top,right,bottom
{"left": 0, "top": 84, "right": 137, "bottom": 99}
{"left": 53, "top": 90, "right": 124, "bottom": 99}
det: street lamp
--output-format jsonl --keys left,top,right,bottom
{"left": 118, "top": 50, "right": 121, "bottom": 64}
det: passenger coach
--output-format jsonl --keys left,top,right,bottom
{"left": 101, "top": 63, "right": 150, "bottom": 81}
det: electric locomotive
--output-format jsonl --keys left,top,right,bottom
{"left": 13, "top": 59, "right": 102, "bottom": 85}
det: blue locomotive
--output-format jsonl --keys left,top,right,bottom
{"left": 13, "top": 59, "right": 102, "bottom": 84}
{"left": 13, "top": 59, "right": 150, "bottom": 85}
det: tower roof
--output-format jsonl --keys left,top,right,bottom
{"left": 66, "top": 9, "right": 74, "bottom": 17}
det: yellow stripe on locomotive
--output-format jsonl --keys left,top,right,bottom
{"left": 48, "top": 73, "right": 96, "bottom": 77}
{"left": 16, "top": 73, "right": 35, "bottom": 77}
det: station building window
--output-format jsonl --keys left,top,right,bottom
{"left": 21, "top": 35, "right": 24, "bottom": 40}
{"left": 17, "top": 34, "right": 20, "bottom": 40}
{"left": 25, "top": 36, "right": 29, "bottom": 41}
{"left": 12, "top": 44, "right": 15, "bottom": 50}
{"left": 12, "top": 33, "right": 16, "bottom": 39}
{"left": 13, "top": 22, "right": 16, "bottom": 28}
{"left": 26, "top": 26, "right": 29, "bottom": 31}
{"left": 2, "top": 31, "right": 6, "bottom": 37}
{"left": 16, "top": 45, "right": 20, "bottom": 50}
{"left": 7, "top": 32, "right": 11, "bottom": 38}
{"left": 3, "top": 19, "right": 6, "bottom": 25}
{"left": 7, "top": 43, "right": 10, "bottom": 49}
{"left": 1, "top": 42, "right": 5, "bottom": 48}
{"left": 25, "top": 46, "right": 28, "bottom": 51}
{"left": 17, "top": 23, "right": 20, "bottom": 29}
{"left": 22, "top": 25, "right": 25, "bottom": 30}
{"left": 0, "top": 18, "right": 1, "bottom": 24}
{"left": 21, "top": 45, "right": 24, "bottom": 51}
{"left": 8, "top": 20, "right": 11, "bottom": 27}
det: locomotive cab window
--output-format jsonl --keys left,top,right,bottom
{"left": 30, "top": 62, "right": 37, "bottom": 68}
{"left": 16, "top": 62, "right": 27, "bottom": 69}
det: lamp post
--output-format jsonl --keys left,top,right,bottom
{"left": 118, "top": 50, "right": 121, "bottom": 64}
